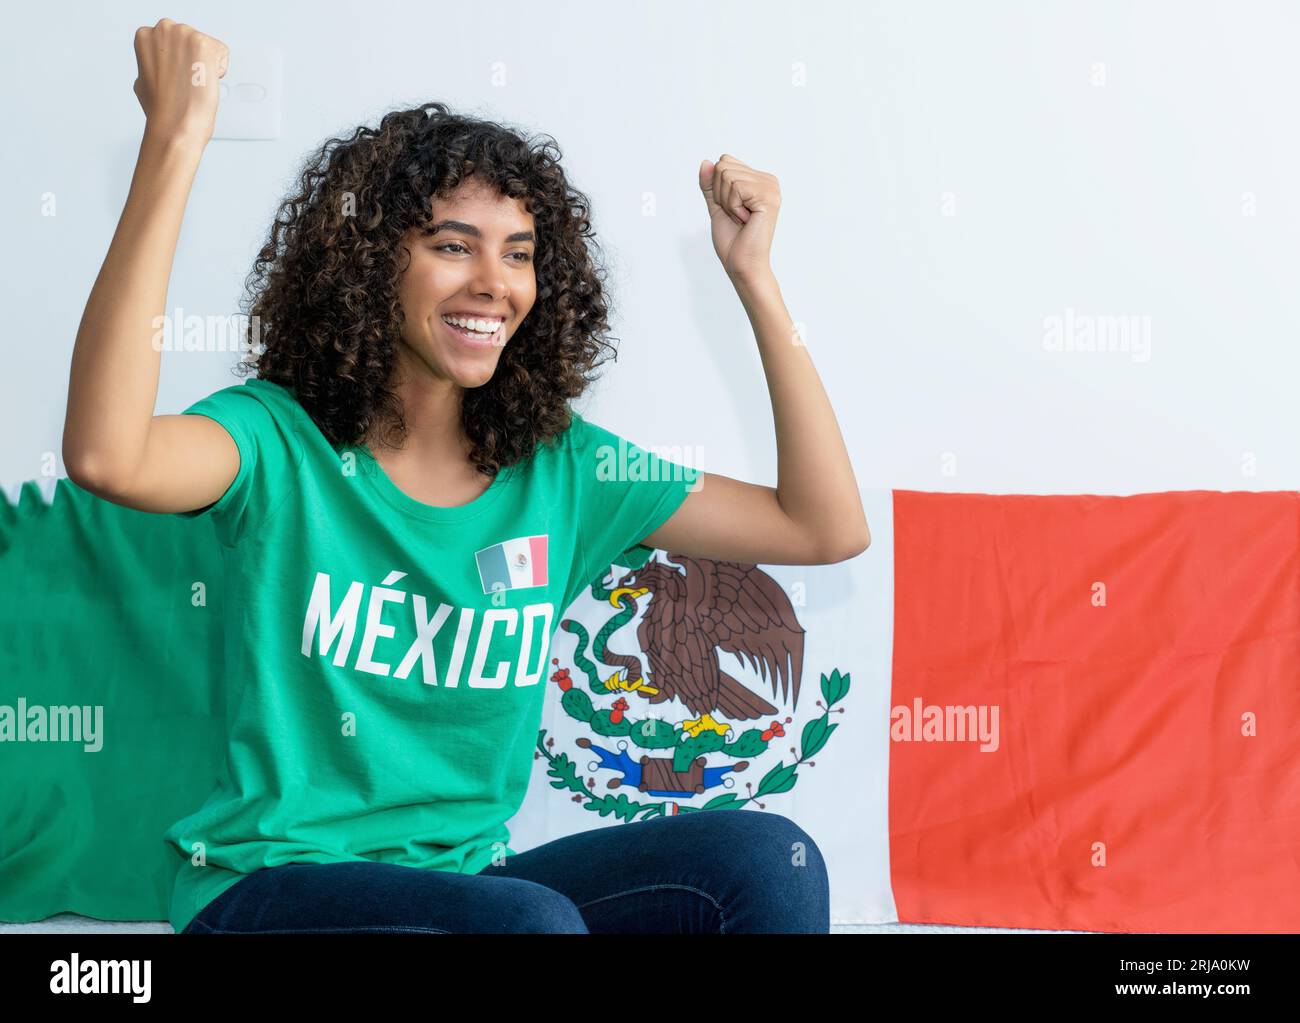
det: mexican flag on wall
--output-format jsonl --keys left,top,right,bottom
{"left": 2, "top": 479, "right": 1297, "bottom": 932}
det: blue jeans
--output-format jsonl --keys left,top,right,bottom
{"left": 181, "top": 810, "right": 829, "bottom": 934}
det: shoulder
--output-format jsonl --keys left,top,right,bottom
{"left": 558, "top": 408, "right": 684, "bottom": 479}
{"left": 513, "top": 407, "right": 627, "bottom": 493}
{"left": 558, "top": 408, "right": 629, "bottom": 456}
{"left": 181, "top": 377, "right": 307, "bottom": 464}
{"left": 547, "top": 408, "right": 625, "bottom": 481}
{"left": 183, "top": 376, "right": 294, "bottom": 417}
{"left": 529, "top": 405, "right": 597, "bottom": 462}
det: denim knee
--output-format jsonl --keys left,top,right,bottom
{"left": 743, "top": 812, "right": 828, "bottom": 880}
{"left": 718, "top": 811, "right": 831, "bottom": 932}
{"left": 489, "top": 879, "right": 589, "bottom": 934}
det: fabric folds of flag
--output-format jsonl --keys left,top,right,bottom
{"left": 889, "top": 488, "right": 1300, "bottom": 933}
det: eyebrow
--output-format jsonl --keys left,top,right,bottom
{"left": 422, "top": 219, "right": 535, "bottom": 243}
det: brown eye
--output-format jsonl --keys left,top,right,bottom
{"left": 436, "top": 242, "right": 530, "bottom": 263}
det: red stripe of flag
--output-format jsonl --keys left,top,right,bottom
{"left": 889, "top": 489, "right": 1300, "bottom": 933}
{"left": 529, "top": 534, "right": 548, "bottom": 587}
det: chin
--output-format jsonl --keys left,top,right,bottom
{"left": 449, "top": 359, "right": 503, "bottom": 390}
{"left": 457, "top": 373, "right": 498, "bottom": 390}
{"left": 407, "top": 341, "right": 502, "bottom": 389}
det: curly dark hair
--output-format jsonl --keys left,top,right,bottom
{"left": 231, "top": 101, "right": 618, "bottom": 476}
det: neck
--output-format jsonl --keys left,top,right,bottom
{"left": 367, "top": 351, "right": 485, "bottom": 476}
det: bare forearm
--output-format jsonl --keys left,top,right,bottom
{"left": 63, "top": 129, "right": 206, "bottom": 485}
{"left": 732, "top": 269, "right": 870, "bottom": 556}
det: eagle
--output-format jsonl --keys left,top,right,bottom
{"left": 599, "top": 552, "right": 806, "bottom": 724}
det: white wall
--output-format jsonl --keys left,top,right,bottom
{"left": 4, "top": 0, "right": 1299, "bottom": 494}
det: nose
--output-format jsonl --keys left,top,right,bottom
{"left": 468, "top": 255, "right": 509, "bottom": 307}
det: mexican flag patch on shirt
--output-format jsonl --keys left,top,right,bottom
{"left": 475, "top": 534, "right": 549, "bottom": 594}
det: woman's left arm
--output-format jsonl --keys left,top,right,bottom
{"left": 641, "top": 155, "right": 871, "bottom": 567}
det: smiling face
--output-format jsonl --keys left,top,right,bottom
{"left": 394, "top": 176, "right": 538, "bottom": 391}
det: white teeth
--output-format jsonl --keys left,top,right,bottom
{"left": 442, "top": 315, "right": 503, "bottom": 335}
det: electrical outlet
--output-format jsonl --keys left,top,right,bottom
{"left": 212, "top": 41, "right": 282, "bottom": 140}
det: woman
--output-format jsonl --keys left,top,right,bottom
{"left": 62, "top": 19, "right": 870, "bottom": 935}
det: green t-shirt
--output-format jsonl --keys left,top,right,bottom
{"left": 162, "top": 377, "right": 696, "bottom": 933}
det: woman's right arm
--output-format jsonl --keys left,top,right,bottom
{"left": 62, "top": 18, "right": 239, "bottom": 514}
